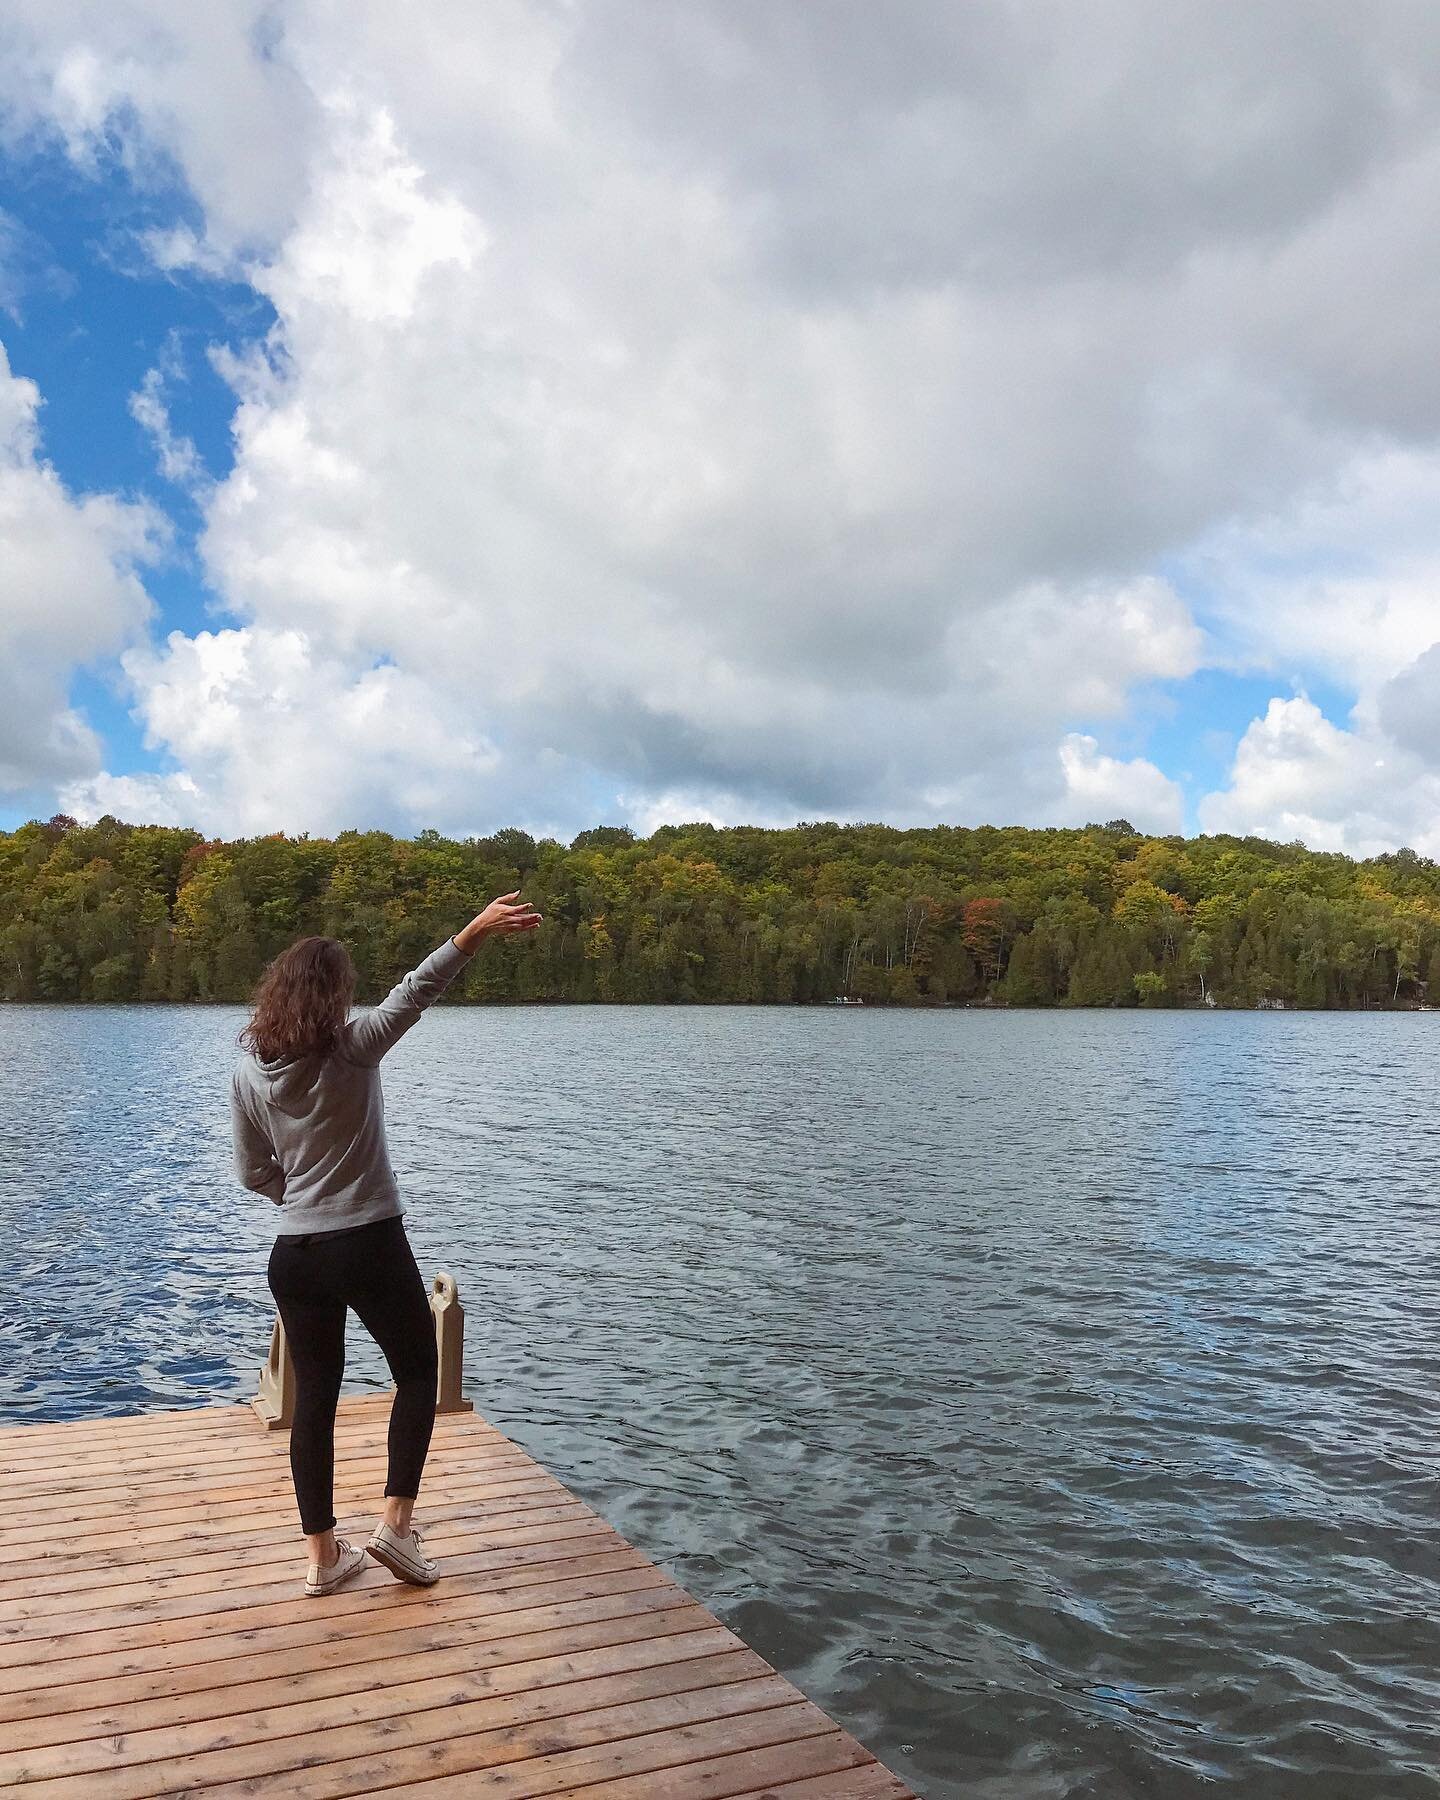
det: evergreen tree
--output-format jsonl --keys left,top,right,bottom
{"left": 2, "top": 813, "right": 1438, "bottom": 1008}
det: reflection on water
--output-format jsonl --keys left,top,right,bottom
{"left": 2, "top": 1002, "right": 1439, "bottom": 1798}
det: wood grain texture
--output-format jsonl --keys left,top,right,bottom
{"left": 0, "top": 1393, "right": 917, "bottom": 1797}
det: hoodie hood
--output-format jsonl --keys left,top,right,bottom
{"left": 254, "top": 1050, "right": 329, "bottom": 1118}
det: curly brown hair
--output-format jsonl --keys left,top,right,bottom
{"left": 239, "top": 936, "right": 357, "bottom": 1063}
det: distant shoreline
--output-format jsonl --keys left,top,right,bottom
{"left": 2, "top": 996, "right": 1434, "bottom": 1014}
{"left": 6, "top": 813, "right": 1438, "bottom": 1012}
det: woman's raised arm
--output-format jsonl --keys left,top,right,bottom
{"left": 343, "top": 892, "right": 543, "bottom": 1065}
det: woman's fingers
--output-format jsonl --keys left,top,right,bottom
{"left": 480, "top": 891, "right": 541, "bottom": 932}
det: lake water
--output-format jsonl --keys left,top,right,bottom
{"left": 1, "top": 1003, "right": 1438, "bottom": 1798}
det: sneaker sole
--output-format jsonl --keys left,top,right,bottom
{"left": 303, "top": 1561, "right": 363, "bottom": 1598}
{"left": 366, "top": 1539, "right": 438, "bottom": 1586}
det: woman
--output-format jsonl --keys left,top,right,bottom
{"left": 230, "top": 892, "right": 542, "bottom": 1597}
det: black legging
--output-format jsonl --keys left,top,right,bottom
{"left": 267, "top": 1214, "right": 438, "bottom": 1536}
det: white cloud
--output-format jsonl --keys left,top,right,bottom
{"left": 265, "top": 101, "right": 483, "bottom": 326}
{"left": 0, "top": 342, "right": 159, "bottom": 796}
{"left": 1198, "top": 695, "right": 1440, "bottom": 858}
{"left": 129, "top": 358, "right": 207, "bottom": 492}
{"left": 59, "top": 767, "right": 204, "bottom": 831}
{"left": 8, "top": 4, "right": 1440, "bottom": 840}
{"left": 0, "top": 2, "right": 314, "bottom": 260}
{"left": 1059, "top": 734, "right": 1185, "bottom": 835}
{"left": 1183, "top": 447, "right": 1440, "bottom": 693}
{"left": 61, "top": 625, "right": 510, "bottom": 839}
{"left": 1185, "top": 447, "right": 1440, "bottom": 853}
{"left": 616, "top": 788, "right": 794, "bottom": 837}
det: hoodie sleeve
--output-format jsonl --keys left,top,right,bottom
{"left": 341, "top": 937, "right": 475, "bottom": 1067}
{"left": 230, "top": 1071, "right": 286, "bottom": 1205}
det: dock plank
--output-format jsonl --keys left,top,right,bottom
{"left": 0, "top": 1394, "right": 916, "bottom": 1797}
{"left": 0, "top": 1553, "right": 656, "bottom": 1707}
{"left": 0, "top": 1465, "right": 564, "bottom": 1556}
{"left": 0, "top": 1481, "right": 571, "bottom": 1580}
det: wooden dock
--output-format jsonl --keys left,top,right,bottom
{"left": 0, "top": 1392, "right": 917, "bottom": 1798}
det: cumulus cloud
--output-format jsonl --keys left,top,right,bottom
{"left": 0, "top": 1, "right": 313, "bottom": 261}
{"left": 6, "top": 3, "right": 1440, "bottom": 840}
{"left": 60, "top": 625, "right": 511, "bottom": 839}
{"left": 1059, "top": 735, "right": 1184, "bottom": 836}
{"left": 1185, "top": 447, "right": 1440, "bottom": 850}
{"left": 1198, "top": 696, "right": 1440, "bottom": 858}
{"left": 1186, "top": 448, "right": 1440, "bottom": 693}
{"left": 0, "top": 342, "right": 159, "bottom": 797}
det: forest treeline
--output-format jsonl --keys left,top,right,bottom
{"left": 5, "top": 811, "right": 1440, "bottom": 1009}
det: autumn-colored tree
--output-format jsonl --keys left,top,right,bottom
{"left": 3, "top": 814, "right": 1440, "bottom": 1008}
{"left": 961, "top": 898, "right": 1009, "bottom": 982}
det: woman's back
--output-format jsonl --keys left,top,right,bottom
{"left": 231, "top": 937, "right": 474, "bottom": 1233}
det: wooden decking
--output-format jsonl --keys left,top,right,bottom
{"left": 0, "top": 1393, "right": 917, "bottom": 1798}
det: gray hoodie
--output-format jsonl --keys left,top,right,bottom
{"left": 230, "top": 936, "right": 473, "bottom": 1235}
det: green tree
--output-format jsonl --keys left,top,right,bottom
{"left": 4, "top": 813, "right": 1440, "bottom": 1010}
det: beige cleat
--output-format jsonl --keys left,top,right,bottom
{"left": 304, "top": 1537, "right": 366, "bottom": 1598}
{"left": 367, "top": 1521, "right": 440, "bottom": 1586}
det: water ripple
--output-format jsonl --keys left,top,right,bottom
{"left": 1, "top": 1004, "right": 1439, "bottom": 1796}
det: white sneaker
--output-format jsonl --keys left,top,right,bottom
{"left": 367, "top": 1521, "right": 439, "bottom": 1586}
{"left": 304, "top": 1537, "right": 366, "bottom": 1598}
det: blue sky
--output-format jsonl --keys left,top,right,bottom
{"left": 2, "top": 4, "right": 1439, "bottom": 855}
{"left": 2, "top": 142, "right": 272, "bottom": 814}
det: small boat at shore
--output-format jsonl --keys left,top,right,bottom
{"left": 829, "top": 995, "right": 865, "bottom": 1005}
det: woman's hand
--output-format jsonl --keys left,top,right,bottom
{"left": 454, "top": 892, "right": 543, "bottom": 954}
